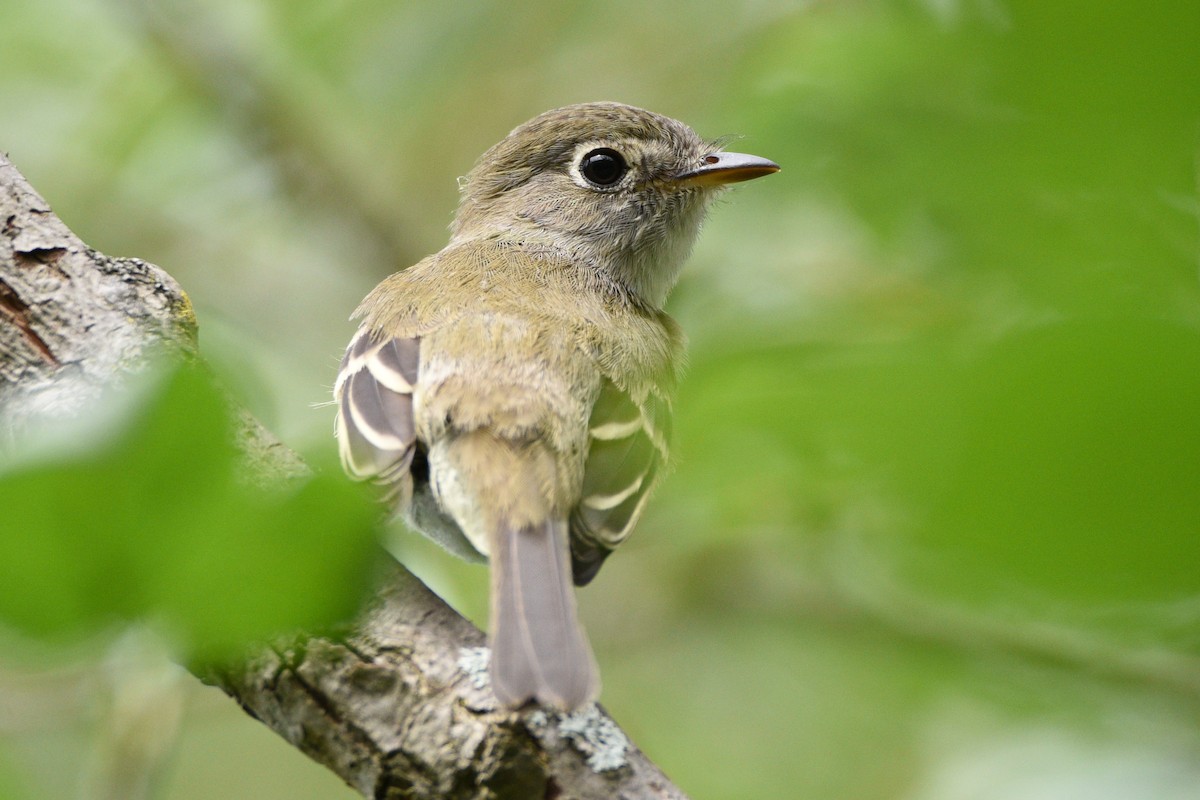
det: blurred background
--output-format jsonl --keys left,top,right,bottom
{"left": 2, "top": 0, "right": 1200, "bottom": 798}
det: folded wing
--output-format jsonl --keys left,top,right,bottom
{"left": 335, "top": 331, "right": 421, "bottom": 501}
{"left": 569, "top": 378, "right": 672, "bottom": 586}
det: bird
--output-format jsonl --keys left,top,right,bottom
{"left": 335, "top": 102, "right": 777, "bottom": 711}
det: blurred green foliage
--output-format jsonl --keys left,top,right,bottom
{"left": 2, "top": 1, "right": 1199, "bottom": 799}
{"left": 697, "top": 0, "right": 1200, "bottom": 639}
{"left": 0, "top": 365, "right": 379, "bottom": 656}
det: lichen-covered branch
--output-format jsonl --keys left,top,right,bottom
{"left": 0, "top": 152, "right": 688, "bottom": 799}
{"left": 214, "top": 565, "right": 686, "bottom": 799}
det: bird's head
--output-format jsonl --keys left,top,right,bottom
{"left": 451, "top": 102, "right": 778, "bottom": 308}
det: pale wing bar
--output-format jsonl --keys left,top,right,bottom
{"left": 335, "top": 331, "right": 420, "bottom": 489}
{"left": 569, "top": 379, "right": 672, "bottom": 586}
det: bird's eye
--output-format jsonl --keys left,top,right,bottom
{"left": 579, "top": 148, "right": 628, "bottom": 187}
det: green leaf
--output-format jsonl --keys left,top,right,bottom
{"left": 0, "top": 365, "right": 380, "bottom": 656}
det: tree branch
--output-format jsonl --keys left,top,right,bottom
{"left": 0, "top": 152, "right": 688, "bottom": 799}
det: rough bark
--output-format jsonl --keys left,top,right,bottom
{"left": 0, "top": 152, "right": 688, "bottom": 799}
{"left": 0, "top": 157, "right": 197, "bottom": 438}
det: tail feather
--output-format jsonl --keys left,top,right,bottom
{"left": 490, "top": 517, "right": 598, "bottom": 711}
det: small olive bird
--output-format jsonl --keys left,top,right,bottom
{"left": 335, "top": 102, "right": 777, "bottom": 710}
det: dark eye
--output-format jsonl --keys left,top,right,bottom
{"left": 579, "top": 148, "right": 628, "bottom": 187}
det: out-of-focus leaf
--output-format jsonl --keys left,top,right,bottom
{"left": 0, "top": 365, "right": 379, "bottom": 656}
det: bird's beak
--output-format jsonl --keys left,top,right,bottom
{"left": 675, "top": 152, "right": 780, "bottom": 186}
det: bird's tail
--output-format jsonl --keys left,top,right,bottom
{"left": 489, "top": 516, "right": 599, "bottom": 711}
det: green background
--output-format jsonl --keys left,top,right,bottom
{"left": 2, "top": 1, "right": 1199, "bottom": 798}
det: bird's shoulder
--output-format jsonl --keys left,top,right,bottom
{"left": 356, "top": 238, "right": 684, "bottom": 391}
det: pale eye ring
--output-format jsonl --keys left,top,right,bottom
{"left": 579, "top": 148, "right": 628, "bottom": 187}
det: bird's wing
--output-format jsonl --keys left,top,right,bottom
{"left": 334, "top": 330, "right": 420, "bottom": 503}
{"left": 569, "top": 377, "right": 672, "bottom": 586}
